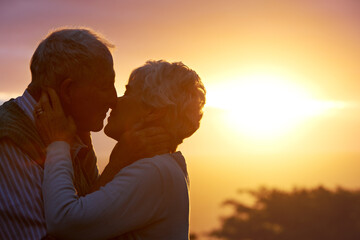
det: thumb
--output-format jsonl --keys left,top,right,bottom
{"left": 68, "top": 116, "right": 77, "bottom": 132}
{"left": 131, "top": 118, "right": 145, "bottom": 132}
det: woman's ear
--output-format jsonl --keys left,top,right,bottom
{"left": 59, "top": 78, "right": 75, "bottom": 105}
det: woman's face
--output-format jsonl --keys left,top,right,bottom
{"left": 104, "top": 93, "right": 148, "bottom": 140}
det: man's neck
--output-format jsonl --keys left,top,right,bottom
{"left": 77, "top": 131, "right": 92, "bottom": 148}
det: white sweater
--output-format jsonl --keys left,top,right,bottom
{"left": 43, "top": 141, "right": 189, "bottom": 240}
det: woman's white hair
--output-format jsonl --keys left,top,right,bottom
{"left": 29, "top": 27, "right": 114, "bottom": 91}
{"left": 127, "top": 60, "right": 206, "bottom": 149}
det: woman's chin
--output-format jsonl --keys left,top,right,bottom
{"left": 104, "top": 125, "right": 120, "bottom": 141}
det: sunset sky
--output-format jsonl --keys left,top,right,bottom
{"left": 2, "top": 0, "right": 360, "bottom": 237}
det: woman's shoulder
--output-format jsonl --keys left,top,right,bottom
{"left": 117, "top": 152, "right": 187, "bottom": 183}
{"left": 134, "top": 152, "right": 185, "bottom": 172}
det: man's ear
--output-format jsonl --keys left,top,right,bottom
{"left": 59, "top": 78, "right": 75, "bottom": 104}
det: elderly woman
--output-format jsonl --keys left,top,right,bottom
{"left": 36, "top": 60, "right": 206, "bottom": 240}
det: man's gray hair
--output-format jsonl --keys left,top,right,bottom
{"left": 29, "top": 28, "right": 114, "bottom": 91}
{"left": 127, "top": 60, "right": 206, "bottom": 148}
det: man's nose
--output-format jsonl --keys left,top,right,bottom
{"left": 109, "top": 87, "right": 117, "bottom": 109}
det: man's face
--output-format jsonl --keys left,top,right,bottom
{"left": 67, "top": 66, "right": 117, "bottom": 132}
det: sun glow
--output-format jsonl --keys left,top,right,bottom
{"left": 206, "top": 74, "right": 347, "bottom": 139}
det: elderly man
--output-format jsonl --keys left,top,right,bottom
{"left": 0, "top": 28, "right": 166, "bottom": 239}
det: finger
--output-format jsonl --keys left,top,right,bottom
{"left": 146, "top": 142, "right": 171, "bottom": 155}
{"left": 143, "top": 112, "right": 163, "bottom": 123}
{"left": 33, "top": 103, "right": 42, "bottom": 118}
{"left": 67, "top": 116, "right": 77, "bottom": 132}
{"left": 130, "top": 119, "right": 145, "bottom": 132}
{"left": 47, "top": 88, "right": 63, "bottom": 113}
{"left": 34, "top": 102, "right": 41, "bottom": 109}
{"left": 144, "top": 134, "right": 171, "bottom": 144}
{"left": 136, "top": 126, "right": 168, "bottom": 138}
{"left": 40, "top": 91, "right": 52, "bottom": 112}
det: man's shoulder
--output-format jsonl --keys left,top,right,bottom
{"left": 0, "top": 99, "right": 20, "bottom": 118}
{"left": 0, "top": 137, "right": 20, "bottom": 151}
{"left": 0, "top": 98, "right": 45, "bottom": 165}
{"left": 0, "top": 99, "right": 25, "bottom": 138}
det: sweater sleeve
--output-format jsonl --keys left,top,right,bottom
{"left": 43, "top": 141, "right": 165, "bottom": 240}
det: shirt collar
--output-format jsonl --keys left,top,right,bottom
{"left": 170, "top": 151, "right": 189, "bottom": 183}
{"left": 15, "top": 89, "right": 37, "bottom": 124}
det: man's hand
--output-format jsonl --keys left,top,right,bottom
{"left": 110, "top": 122, "right": 171, "bottom": 165}
{"left": 90, "top": 122, "right": 172, "bottom": 192}
{"left": 34, "top": 88, "right": 76, "bottom": 146}
{"left": 125, "top": 123, "right": 171, "bottom": 154}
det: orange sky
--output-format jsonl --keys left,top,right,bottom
{"left": 2, "top": 0, "right": 360, "bottom": 237}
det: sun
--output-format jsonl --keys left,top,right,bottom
{"left": 206, "top": 73, "right": 346, "bottom": 139}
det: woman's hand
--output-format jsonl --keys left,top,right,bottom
{"left": 34, "top": 88, "right": 76, "bottom": 146}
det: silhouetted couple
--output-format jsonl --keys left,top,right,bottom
{"left": 0, "top": 28, "right": 205, "bottom": 240}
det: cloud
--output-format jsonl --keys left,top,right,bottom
{"left": 0, "top": 47, "right": 33, "bottom": 60}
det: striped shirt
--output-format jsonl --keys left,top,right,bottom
{"left": 0, "top": 90, "right": 90, "bottom": 240}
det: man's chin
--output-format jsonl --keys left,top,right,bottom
{"left": 75, "top": 118, "right": 104, "bottom": 133}
{"left": 92, "top": 124, "right": 104, "bottom": 132}
{"left": 86, "top": 121, "right": 104, "bottom": 132}
{"left": 104, "top": 125, "right": 115, "bottom": 139}
{"left": 104, "top": 124, "right": 110, "bottom": 136}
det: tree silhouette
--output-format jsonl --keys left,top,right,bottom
{"left": 210, "top": 186, "right": 360, "bottom": 240}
